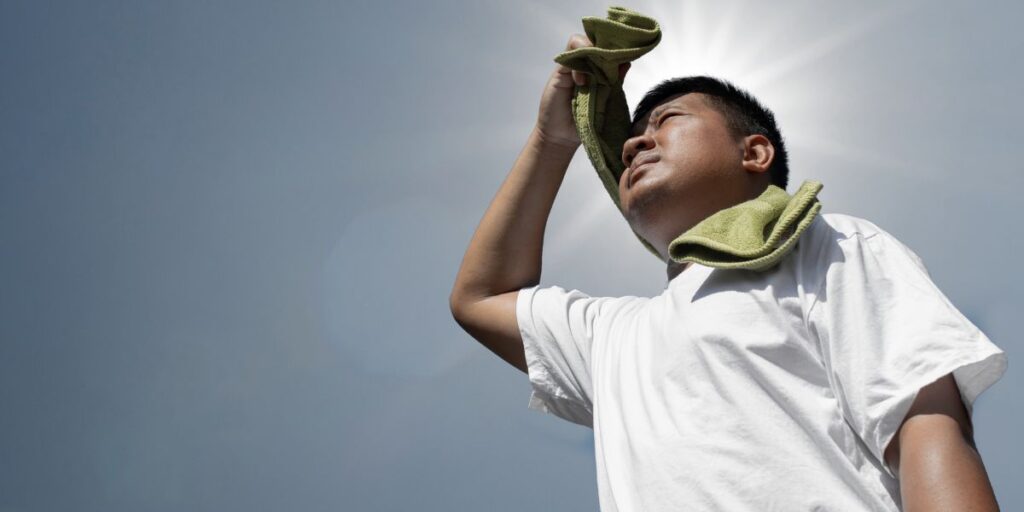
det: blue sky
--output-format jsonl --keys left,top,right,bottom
{"left": 1, "top": 0, "right": 1021, "bottom": 510}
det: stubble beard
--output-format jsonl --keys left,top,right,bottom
{"left": 624, "top": 183, "right": 674, "bottom": 248}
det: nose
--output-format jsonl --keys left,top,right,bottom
{"left": 621, "top": 132, "right": 654, "bottom": 168}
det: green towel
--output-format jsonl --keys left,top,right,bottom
{"left": 668, "top": 180, "right": 823, "bottom": 271}
{"left": 556, "top": 7, "right": 823, "bottom": 271}
{"left": 553, "top": 6, "right": 662, "bottom": 257}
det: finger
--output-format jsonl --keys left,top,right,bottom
{"left": 565, "top": 33, "right": 593, "bottom": 51}
{"left": 553, "top": 63, "right": 582, "bottom": 87}
{"left": 562, "top": 34, "right": 592, "bottom": 86}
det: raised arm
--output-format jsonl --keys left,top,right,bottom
{"left": 449, "top": 34, "right": 601, "bottom": 374}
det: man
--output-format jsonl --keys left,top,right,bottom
{"left": 449, "top": 33, "right": 1006, "bottom": 511}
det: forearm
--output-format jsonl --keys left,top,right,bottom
{"left": 450, "top": 127, "right": 576, "bottom": 304}
{"left": 897, "top": 415, "right": 999, "bottom": 511}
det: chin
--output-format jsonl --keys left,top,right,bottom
{"left": 629, "top": 197, "right": 704, "bottom": 249}
{"left": 624, "top": 202, "right": 665, "bottom": 245}
{"left": 624, "top": 184, "right": 672, "bottom": 225}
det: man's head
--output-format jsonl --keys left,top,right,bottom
{"left": 617, "top": 76, "right": 789, "bottom": 261}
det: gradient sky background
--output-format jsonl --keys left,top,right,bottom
{"left": 1, "top": 0, "right": 1021, "bottom": 510}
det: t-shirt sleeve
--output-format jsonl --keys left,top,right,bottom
{"left": 516, "top": 284, "right": 621, "bottom": 428}
{"left": 806, "top": 228, "right": 1008, "bottom": 479}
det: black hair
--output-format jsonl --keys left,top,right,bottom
{"left": 631, "top": 76, "right": 789, "bottom": 190}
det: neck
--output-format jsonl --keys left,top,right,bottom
{"left": 659, "top": 178, "right": 769, "bottom": 250}
{"left": 666, "top": 260, "right": 692, "bottom": 282}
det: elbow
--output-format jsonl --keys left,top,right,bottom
{"left": 449, "top": 291, "right": 465, "bottom": 322}
{"left": 449, "top": 279, "right": 487, "bottom": 322}
{"left": 448, "top": 287, "right": 474, "bottom": 324}
{"left": 449, "top": 272, "right": 474, "bottom": 321}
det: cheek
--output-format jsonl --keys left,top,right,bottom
{"left": 678, "top": 131, "right": 740, "bottom": 169}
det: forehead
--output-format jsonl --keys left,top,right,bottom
{"left": 630, "top": 92, "right": 713, "bottom": 136}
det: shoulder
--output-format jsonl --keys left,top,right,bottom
{"left": 810, "top": 212, "right": 887, "bottom": 243}
{"left": 800, "top": 212, "right": 907, "bottom": 255}
{"left": 797, "top": 211, "right": 928, "bottom": 275}
{"left": 522, "top": 284, "right": 649, "bottom": 319}
{"left": 793, "top": 212, "right": 871, "bottom": 265}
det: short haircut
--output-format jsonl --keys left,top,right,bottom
{"left": 631, "top": 76, "right": 790, "bottom": 190}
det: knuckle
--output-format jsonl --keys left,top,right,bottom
{"left": 568, "top": 33, "right": 591, "bottom": 48}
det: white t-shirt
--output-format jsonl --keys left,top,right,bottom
{"left": 517, "top": 212, "right": 1007, "bottom": 511}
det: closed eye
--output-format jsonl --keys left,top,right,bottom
{"left": 656, "top": 111, "right": 685, "bottom": 127}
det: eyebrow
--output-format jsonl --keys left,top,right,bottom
{"left": 650, "top": 104, "right": 672, "bottom": 120}
{"left": 630, "top": 104, "right": 672, "bottom": 136}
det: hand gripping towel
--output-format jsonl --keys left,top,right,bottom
{"left": 553, "top": 6, "right": 662, "bottom": 257}
{"left": 555, "top": 7, "right": 823, "bottom": 271}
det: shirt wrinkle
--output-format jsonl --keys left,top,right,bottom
{"left": 515, "top": 212, "right": 1007, "bottom": 511}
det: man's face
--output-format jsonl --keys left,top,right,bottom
{"left": 617, "top": 92, "right": 746, "bottom": 249}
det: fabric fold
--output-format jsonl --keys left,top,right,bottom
{"left": 668, "top": 180, "right": 823, "bottom": 271}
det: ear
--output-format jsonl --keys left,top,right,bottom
{"left": 741, "top": 134, "right": 774, "bottom": 174}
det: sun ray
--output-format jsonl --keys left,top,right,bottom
{"left": 548, "top": 178, "right": 622, "bottom": 267}
{"left": 786, "top": 130, "right": 917, "bottom": 180}
{"left": 703, "top": 0, "right": 746, "bottom": 68}
{"left": 741, "top": 1, "right": 921, "bottom": 89}
{"left": 718, "top": 0, "right": 822, "bottom": 75}
{"left": 512, "top": 0, "right": 583, "bottom": 42}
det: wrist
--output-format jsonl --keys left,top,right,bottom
{"left": 532, "top": 125, "right": 580, "bottom": 154}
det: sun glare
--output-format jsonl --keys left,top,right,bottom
{"left": 501, "top": 0, "right": 925, "bottom": 269}
{"left": 622, "top": 0, "right": 919, "bottom": 109}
